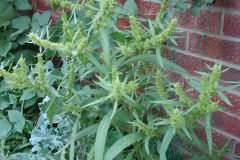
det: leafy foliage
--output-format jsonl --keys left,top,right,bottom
{"left": 0, "top": 0, "right": 53, "bottom": 157}
{"left": 0, "top": 0, "right": 236, "bottom": 159}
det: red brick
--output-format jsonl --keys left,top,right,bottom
{"left": 194, "top": 128, "right": 232, "bottom": 148}
{"left": 174, "top": 31, "right": 187, "bottom": 50}
{"left": 30, "top": 0, "right": 51, "bottom": 12}
{"left": 223, "top": 14, "right": 240, "bottom": 38}
{"left": 174, "top": 52, "right": 213, "bottom": 75}
{"left": 216, "top": 92, "right": 240, "bottom": 116}
{"left": 176, "top": 10, "right": 221, "bottom": 34}
{"left": 222, "top": 156, "right": 233, "bottom": 160}
{"left": 212, "top": 0, "right": 240, "bottom": 10}
{"left": 117, "top": 17, "right": 130, "bottom": 29}
{"left": 221, "top": 67, "right": 240, "bottom": 81}
{"left": 188, "top": 33, "right": 240, "bottom": 64}
{"left": 235, "top": 142, "right": 240, "bottom": 156}
{"left": 212, "top": 111, "right": 240, "bottom": 137}
{"left": 136, "top": 0, "right": 160, "bottom": 19}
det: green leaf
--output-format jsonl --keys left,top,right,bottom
{"left": 144, "top": 136, "right": 150, "bottom": 155}
{"left": 100, "top": 29, "right": 111, "bottom": 64}
{"left": 11, "top": 16, "right": 31, "bottom": 30}
{"left": 37, "top": 11, "right": 51, "bottom": 26}
{"left": 110, "top": 100, "right": 118, "bottom": 119}
{"left": 0, "top": 42, "right": 12, "bottom": 57}
{"left": 15, "top": 0, "right": 32, "bottom": 10}
{"left": 0, "top": 2, "right": 16, "bottom": 22}
{"left": 148, "top": 19, "right": 155, "bottom": 36}
{"left": 217, "top": 91, "right": 233, "bottom": 106}
{"left": 75, "top": 124, "right": 98, "bottom": 140}
{"left": 82, "top": 95, "right": 111, "bottom": 108}
{"left": 47, "top": 98, "right": 55, "bottom": 126}
{"left": 14, "top": 117, "right": 25, "bottom": 133}
{"left": 8, "top": 110, "right": 22, "bottom": 123}
{"left": 70, "top": 118, "right": 79, "bottom": 160}
{"left": 55, "top": 124, "right": 98, "bottom": 155}
{"left": 182, "top": 126, "right": 192, "bottom": 140}
{"left": 150, "top": 99, "right": 181, "bottom": 106}
{"left": 188, "top": 79, "right": 202, "bottom": 93}
{"left": 121, "top": 54, "right": 189, "bottom": 76}
{"left": 156, "top": 47, "right": 163, "bottom": 68}
{"left": 160, "top": 127, "right": 175, "bottom": 160}
{"left": 95, "top": 110, "right": 112, "bottom": 160}
{"left": 87, "top": 53, "right": 108, "bottom": 74}
{"left": 153, "top": 119, "right": 170, "bottom": 126}
{"left": 111, "top": 32, "right": 126, "bottom": 43}
{"left": 104, "top": 132, "right": 144, "bottom": 160}
{"left": 205, "top": 113, "right": 212, "bottom": 155}
{"left": 121, "top": 0, "right": 139, "bottom": 15}
{"left": 0, "top": 118, "right": 11, "bottom": 138}
{"left": 20, "top": 89, "right": 36, "bottom": 101}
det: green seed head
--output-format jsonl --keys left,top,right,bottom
{"left": 113, "top": 79, "right": 122, "bottom": 100}
{"left": 125, "top": 81, "right": 138, "bottom": 95}
{"left": 170, "top": 108, "right": 185, "bottom": 129}
{"left": 174, "top": 83, "right": 193, "bottom": 107}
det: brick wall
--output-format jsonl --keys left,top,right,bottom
{"left": 136, "top": 0, "right": 240, "bottom": 159}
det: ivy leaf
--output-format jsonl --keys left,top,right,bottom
{"left": 0, "top": 118, "right": 12, "bottom": 138}
{"left": 14, "top": 117, "right": 25, "bottom": 133}
{"left": 11, "top": 16, "right": 31, "bottom": 30}
{"left": 8, "top": 110, "right": 22, "bottom": 123}
{"left": 15, "top": 0, "right": 32, "bottom": 10}
{"left": 0, "top": 41, "right": 12, "bottom": 57}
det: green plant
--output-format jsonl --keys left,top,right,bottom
{"left": 173, "top": 0, "right": 215, "bottom": 15}
{"left": 0, "top": 0, "right": 52, "bottom": 67}
{"left": 0, "top": 0, "right": 235, "bottom": 159}
{"left": 0, "top": 0, "right": 53, "bottom": 157}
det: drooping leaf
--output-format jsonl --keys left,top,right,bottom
{"left": 104, "top": 132, "right": 144, "bottom": 160}
{"left": 144, "top": 136, "right": 150, "bottom": 155}
{"left": 95, "top": 110, "right": 112, "bottom": 160}
{"left": 160, "top": 127, "right": 175, "bottom": 160}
